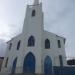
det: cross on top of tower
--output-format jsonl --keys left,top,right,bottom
{"left": 33, "top": 0, "right": 39, "bottom": 5}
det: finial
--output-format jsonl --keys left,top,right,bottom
{"left": 33, "top": 0, "right": 39, "bottom": 5}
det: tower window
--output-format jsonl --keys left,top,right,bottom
{"left": 5, "top": 58, "right": 8, "bottom": 67}
{"left": 9, "top": 43, "right": 12, "bottom": 50}
{"left": 17, "top": 40, "right": 21, "bottom": 50}
{"left": 32, "top": 10, "right": 36, "bottom": 17}
{"left": 45, "top": 39, "right": 50, "bottom": 49}
{"left": 58, "top": 40, "right": 61, "bottom": 48}
{"left": 28, "top": 36, "right": 35, "bottom": 47}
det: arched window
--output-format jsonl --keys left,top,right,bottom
{"left": 11, "top": 57, "right": 17, "bottom": 74}
{"left": 63, "top": 39, "right": 65, "bottom": 44}
{"left": 5, "top": 58, "right": 8, "bottom": 67}
{"left": 32, "top": 10, "right": 36, "bottom": 17}
{"left": 9, "top": 43, "right": 12, "bottom": 50}
{"left": 59, "top": 55, "right": 63, "bottom": 66}
{"left": 58, "top": 40, "right": 61, "bottom": 48}
{"left": 45, "top": 39, "right": 50, "bottom": 49}
{"left": 28, "top": 36, "right": 35, "bottom": 47}
{"left": 17, "top": 40, "right": 21, "bottom": 50}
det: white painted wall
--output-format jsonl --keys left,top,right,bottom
{"left": 1, "top": 0, "right": 67, "bottom": 74}
{"left": 42, "top": 31, "right": 67, "bottom": 67}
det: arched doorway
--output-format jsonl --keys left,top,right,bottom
{"left": 11, "top": 57, "right": 17, "bottom": 74}
{"left": 44, "top": 56, "right": 53, "bottom": 75}
{"left": 23, "top": 52, "right": 35, "bottom": 74}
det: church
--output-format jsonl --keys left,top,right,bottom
{"left": 1, "top": 0, "right": 67, "bottom": 75}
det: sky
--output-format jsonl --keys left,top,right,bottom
{"left": 0, "top": 0, "right": 75, "bottom": 57}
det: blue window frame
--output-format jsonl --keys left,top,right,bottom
{"left": 58, "top": 40, "right": 61, "bottom": 48}
{"left": 32, "top": 10, "right": 36, "bottom": 17}
{"left": 59, "top": 55, "right": 63, "bottom": 66}
{"left": 17, "top": 40, "right": 21, "bottom": 50}
{"left": 28, "top": 36, "right": 35, "bottom": 47}
{"left": 11, "top": 57, "right": 17, "bottom": 74}
{"left": 45, "top": 39, "right": 50, "bottom": 49}
{"left": 9, "top": 43, "right": 12, "bottom": 50}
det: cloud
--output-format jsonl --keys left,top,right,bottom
{"left": 43, "top": 0, "right": 75, "bottom": 57}
{"left": 0, "top": 0, "right": 75, "bottom": 57}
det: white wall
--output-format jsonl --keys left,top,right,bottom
{"left": 1, "top": 2, "right": 44, "bottom": 74}
{"left": 42, "top": 31, "right": 67, "bottom": 68}
{"left": 1, "top": 1, "right": 67, "bottom": 74}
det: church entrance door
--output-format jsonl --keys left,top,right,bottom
{"left": 44, "top": 56, "right": 53, "bottom": 75}
{"left": 23, "top": 52, "right": 35, "bottom": 74}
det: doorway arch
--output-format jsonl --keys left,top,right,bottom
{"left": 23, "top": 52, "right": 35, "bottom": 74}
{"left": 44, "top": 56, "right": 53, "bottom": 75}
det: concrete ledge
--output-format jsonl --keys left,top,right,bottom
{"left": 9, "top": 73, "right": 43, "bottom": 75}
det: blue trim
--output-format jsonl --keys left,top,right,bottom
{"left": 23, "top": 52, "right": 35, "bottom": 73}
{"left": 11, "top": 57, "right": 17, "bottom": 74}
{"left": 44, "top": 56, "right": 53, "bottom": 75}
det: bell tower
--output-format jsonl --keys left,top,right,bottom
{"left": 22, "top": 0, "right": 44, "bottom": 74}
{"left": 34, "top": 0, "right": 39, "bottom": 5}
{"left": 22, "top": 0, "right": 44, "bottom": 34}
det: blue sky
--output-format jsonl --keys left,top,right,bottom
{"left": 0, "top": 0, "right": 75, "bottom": 57}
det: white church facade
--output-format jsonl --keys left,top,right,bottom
{"left": 1, "top": 0, "right": 67, "bottom": 75}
